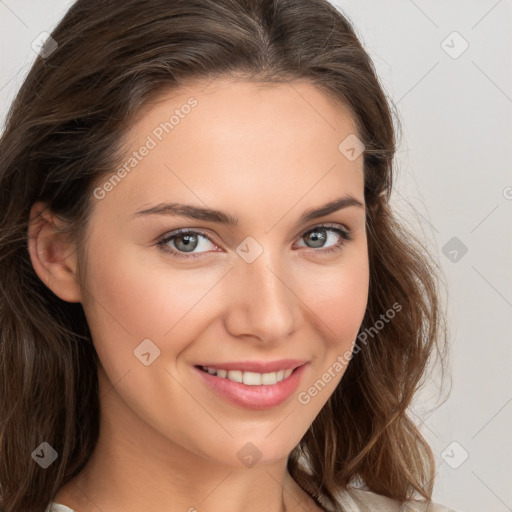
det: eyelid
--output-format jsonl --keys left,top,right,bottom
{"left": 298, "top": 221, "right": 351, "bottom": 239}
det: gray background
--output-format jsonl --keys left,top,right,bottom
{"left": 1, "top": 1, "right": 511, "bottom": 511}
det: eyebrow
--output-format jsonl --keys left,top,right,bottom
{"left": 132, "top": 195, "right": 364, "bottom": 226}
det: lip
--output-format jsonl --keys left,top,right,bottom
{"left": 193, "top": 359, "right": 307, "bottom": 373}
{"left": 193, "top": 361, "right": 309, "bottom": 410}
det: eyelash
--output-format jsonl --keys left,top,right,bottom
{"left": 156, "top": 223, "right": 353, "bottom": 261}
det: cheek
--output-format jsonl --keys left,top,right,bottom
{"left": 302, "top": 256, "right": 369, "bottom": 347}
{"left": 294, "top": 257, "right": 369, "bottom": 408}
{"left": 79, "top": 238, "right": 227, "bottom": 371}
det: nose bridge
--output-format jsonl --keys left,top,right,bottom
{"left": 225, "top": 246, "right": 299, "bottom": 341}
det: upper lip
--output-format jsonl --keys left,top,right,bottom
{"left": 195, "top": 359, "right": 308, "bottom": 373}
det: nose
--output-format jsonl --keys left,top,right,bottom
{"left": 223, "top": 252, "right": 301, "bottom": 344}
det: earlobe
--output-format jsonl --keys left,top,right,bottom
{"left": 27, "top": 201, "right": 83, "bottom": 303}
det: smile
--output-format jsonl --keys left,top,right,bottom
{"left": 194, "top": 362, "right": 309, "bottom": 409}
{"left": 197, "top": 365, "right": 293, "bottom": 385}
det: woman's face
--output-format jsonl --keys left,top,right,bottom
{"left": 80, "top": 78, "right": 369, "bottom": 467}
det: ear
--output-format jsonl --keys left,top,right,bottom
{"left": 27, "top": 201, "right": 83, "bottom": 303}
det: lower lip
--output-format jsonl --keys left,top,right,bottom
{"left": 193, "top": 363, "right": 309, "bottom": 410}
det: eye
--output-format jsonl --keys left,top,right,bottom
{"left": 295, "top": 224, "right": 352, "bottom": 254}
{"left": 156, "top": 229, "right": 218, "bottom": 260}
{"left": 156, "top": 223, "right": 352, "bottom": 260}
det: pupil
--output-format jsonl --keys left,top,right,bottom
{"left": 176, "top": 234, "right": 197, "bottom": 252}
{"left": 307, "top": 229, "right": 326, "bottom": 248}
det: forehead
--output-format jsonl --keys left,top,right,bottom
{"left": 95, "top": 78, "right": 365, "bottom": 220}
{"left": 132, "top": 77, "right": 359, "bottom": 144}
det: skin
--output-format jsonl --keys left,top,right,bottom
{"left": 28, "top": 78, "right": 369, "bottom": 512}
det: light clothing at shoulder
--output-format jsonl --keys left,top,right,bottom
{"left": 46, "top": 505, "right": 75, "bottom": 512}
{"left": 339, "top": 487, "right": 457, "bottom": 512}
{"left": 46, "top": 489, "right": 457, "bottom": 512}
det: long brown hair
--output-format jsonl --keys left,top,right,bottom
{"left": 0, "top": 1, "right": 449, "bottom": 511}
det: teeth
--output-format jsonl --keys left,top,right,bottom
{"left": 228, "top": 370, "right": 243, "bottom": 383}
{"left": 201, "top": 366, "right": 295, "bottom": 385}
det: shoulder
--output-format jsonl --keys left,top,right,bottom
{"left": 338, "top": 487, "right": 458, "bottom": 512}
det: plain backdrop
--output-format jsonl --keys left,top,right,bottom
{"left": 1, "top": 1, "right": 511, "bottom": 511}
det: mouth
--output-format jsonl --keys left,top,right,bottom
{"left": 194, "top": 364, "right": 303, "bottom": 386}
{"left": 193, "top": 361, "right": 309, "bottom": 410}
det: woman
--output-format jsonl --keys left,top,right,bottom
{"left": 0, "top": 0, "right": 455, "bottom": 511}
